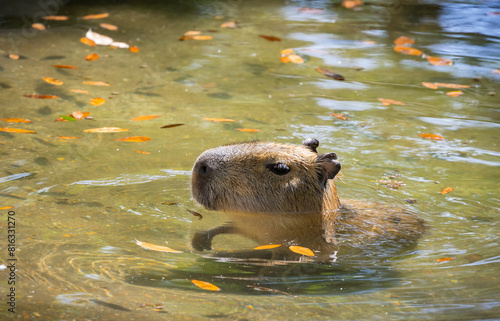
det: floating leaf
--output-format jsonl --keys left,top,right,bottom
{"left": 42, "top": 16, "right": 69, "bottom": 21}
{"left": 80, "top": 37, "right": 97, "bottom": 47}
{"left": 297, "top": 8, "right": 324, "bottom": 14}
{"left": 99, "top": 23, "right": 118, "bottom": 31}
{"left": 53, "top": 64, "right": 78, "bottom": 69}
{"left": 43, "top": 77, "right": 63, "bottom": 85}
{"left": 191, "top": 279, "right": 220, "bottom": 291}
{"left": 220, "top": 21, "right": 237, "bottom": 28}
{"left": 446, "top": 90, "right": 463, "bottom": 97}
{"left": 341, "top": 0, "right": 363, "bottom": 9}
{"left": 331, "top": 113, "right": 349, "bottom": 120}
{"left": 187, "top": 209, "right": 203, "bottom": 220}
{"left": 131, "top": 115, "right": 162, "bottom": 121}
{"left": 90, "top": 97, "right": 106, "bottom": 106}
{"left": 9, "top": 54, "right": 19, "bottom": 60}
{"left": 114, "top": 136, "right": 151, "bottom": 142}
{"left": 494, "top": 69, "right": 500, "bottom": 74}
{"left": 72, "top": 111, "right": 91, "bottom": 120}
{"left": 32, "top": 23, "right": 46, "bottom": 31}
{"left": 135, "top": 239, "right": 182, "bottom": 253}
{"left": 0, "top": 127, "right": 36, "bottom": 134}
{"left": 280, "top": 48, "right": 294, "bottom": 56}
{"left": 0, "top": 206, "right": 14, "bottom": 210}
{"left": 135, "top": 150, "right": 151, "bottom": 154}
{"left": 129, "top": 46, "right": 139, "bottom": 53}
{"left": 440, "top": 187, "right": 454, "bottom": 194}
{"left": 393, "top": 36, "right": 415, "bottom": 46}
{"left": 204, "top": 118, "right": 236, "bottom": 122}
{"left": 84, "top": 127, "right": 129, "bottom": 133}
{"left": 315, "top": 68, "right": 345, "bottom": 80}
{"left": 235, "top": 128, "right": 260, "bottom": 133}
{"left": 110, "top": 42, "right": 129, "bottom": 48}
{"left": 56, "top": 136, "right": 81, "bottom": 139}
{"left": 56, "top": 115, "right": 76, "bottom": 122}
{"left": 378, "top": 98, "right": 405, "bottom": 106}
{"left": 2, "top": 118, "right": 31, "bottom": 123}
{"left": 86, "top": 29, "right": 114, "bottom": 45}
{"left": 426, "top": 56, "right": 453, "bottom": 66}
{"left": 393, "top": 46, "right": 423, "bottom": 56}
{"left": 361, "top": 41, "right": 377, "bottom": 45}
{"left": 179, "top": 35, "right": 212, "bottom": 41}
{"left": 289, "top": 245, "right": 315, "bottom": 257}
{"left": 82, "top": 13, "right": 109, "bottom": 20}
{"left": 419, "top": 133, "right": 444, "bottom": 141}
{"left": 70, "top": 89, "right": 88, "bottom": 94}
{"left": 161, "top": 123, "right": 184, "bottom": 129}
{"left": 83, "top": 81, "right": 110, "bottom": 86}
{"left": 288, "top": 54, "right": 304, "bottom": 64}
{"left": 259, "top": 35, "right": 281, "bottom": 42}
{"left": 254, "top": 244, "right": 281, "bottom": 250}
{"left": 85, "top": 53, "right": 100, "bottom": 61}
{"left": 436, "top": 257, "right": 454, "bottom": 263}
{"left": 24, "top": 94, "right": 59, "bottom": 99}
{"left": 184, "top": 31, "right": 201, "bottom": 36}
{"left": 422, "top": 82, "right": 470, "bottom": 89}
{"left": 280, "top": 56, "right": 290, "bottom": 63}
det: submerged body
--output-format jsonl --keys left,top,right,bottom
{"left": 191, "top": 139, "right": 425, "bottom": 262}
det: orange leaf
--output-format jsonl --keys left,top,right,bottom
{"left": 131, "top": 115, "right": 162, "bottom": 121}
{"left": 70, "top": 89, "right": 88, "bottom": 94}
{"left": 419, "top": 133, "right": 444, "bottom": 140}
{"left": 2, "top": 118, "right": 31, "bottom": 123}
{"left": 235, "top": 128, "right": 260, "bottom": 133}
{"left": 0, "top": 206, "right": 14, "bottom": 210}
{"left": 89, "top": 97, "right": 106, "bottom": 106}
{"left": 135, "top": 239, "right": 182, "bottom": 253}
{"left": 424, "top": 82, "right": 470, "bottom": 89}
{"left": 494, "top": 69, "right": 500, "bottom": 74}
{"left": 184, "top": 31, "right": 201, "bottom": 36}
{"left": 99, "top": 23, "right": 118, "bottom": 31}
{"left": 83, "top": 81, "right": 110, "bottom": 86}
{"left": 191, "top": 279, "right": 220, "bottom": 291}
{"left": 436, "top": 257, "right": 454, "bottom": 263}
{"left": 179, "top": 35, "right": 213, "bottom": 41}
{"left": 297, "top": 8, "right": 324, "bottom": 14}
{"left": 393, "top": 36, "right": 415, "bottom": 46}
{"left": 393, "top": 46, "right": 423, "bottom": 56}
{"left": 259, "top": 35, "right": 281, "bottom": 42}
{"left": 43, "top": 77, "right": 63, "bottom": 85}
{"left": 315, "top": 68, "right": 345, "bottom": 80}
{"left": 81, "top": 13, "right": 109, "bottom": 20}
{"left": 42, "top": 15, "right": 69, "bottom": 21}
{"left": 288, "top": 54, "right": 304, "bottom": 64}
{"left": 280, "top": 56, "right": 290, "bottom": 63}
{"left": 135, "top": 150, "right": 151, "bottom": 154}
{"left": 84, "top": 127, "right": 129, "bottom": 133}
{"left": 446, "top": 90, "right": 463, "bottom": 97}
{"left": 204, "top": 118, "right": 236, "bottom": 122}
{"left": 129, "top": 46, "right": 139, "bottom": 53}
{"left": 32, "top": 23, "right": 46, "bottom": 31}
{"left": 85, "top": 53, "right": 100, "bottom": 61}
{"left": 289, "top": 245, "right": 315, "bottom": 257}
{"left": 53, "top": 64, "right": 78, "bottom": 69}
{"left": 72, "top": 111, "right": 90, "bottom": 120}
{"left": 24, "top": 94, "right": 59, "bottom": 99}
{"left": 440, "top": 187, "right": 454, "bottom": 194}
{"left": 114, "top": 136, "right": 151, "bottom": 142}
{"left": 9, "top": 54, "right": 19, "bottom": 60}
{"left": 0, "top": 127, "right": 36, "bottom": 134}
{"left": 331, "top": 113, "right": 349, "bottom": 120}
{"left": 280, "top": 48, "right": 294, "bottom": 56}
{"left": 378, "top": 98, "right": 406, "bottom": 106}
{"left": 254, "top": 244, "right": 281, "bottom": 250}
{"left": 220, "top": 21, "right": 237, "bottom": 28}
{"left": 56, "top": 136, "right": 81, "bottom": 139}
{"left": 426, "top": 56, "right": 453, "bottom": 66}
{"left": 341, "top": 0, "right": 363, "bottom": 9}
{"left": 80, "top": 37, "right": 96, "bottom": 47}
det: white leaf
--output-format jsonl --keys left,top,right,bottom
{"left": 86, "top": 29, "right": 113, "bottom": 46}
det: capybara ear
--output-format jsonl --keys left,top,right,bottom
{"left": 303, "top": 138, "right": 319, "bottom": 153}
{"left": 316, "top": 152, "right": 341, "bottom": 186}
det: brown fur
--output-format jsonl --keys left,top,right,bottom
{"left": 191, "top": 139, "right": 425, "bottom": 261}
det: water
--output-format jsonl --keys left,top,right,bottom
{"left": 0, "top": 0, "right": 499, "bottom": 319}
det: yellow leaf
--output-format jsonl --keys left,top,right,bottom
{"left": 135, "top": 150, "right": 151, "bottom": 154}
{"left": 9, "top": 54, "right": 19, "bottom": 60}
{"left": 280, "top": 48, "right": 294, "bottom": 56}
{"left": 0, "top": 127, "right": 36, "bottom": 134}
{"left": 341, "top": 0, "right": 363, "bottom": 9}
{"left": 129, "top": 46, "right": 139, "bottom": 53}
{"left": 84, "top": 127, "right": 129, "bottom": 133}
{"left": 331, "top": 113, "right": 349, "bottom": 120}
{"left": 135, "top": 239, "right": 182, "bottom": 253}
{"left": 184, "top": 31, "right": 201, "bottom": 36}
{"left": 235, "top": 128, "right": 260, "bottom": 133}
{"left": 43, "top": 77, "right": 63, "bottom": 85}
{"left": 114, "top": 136, "right": 151, "bottom": 142}
{"left": 0, "top": 206, "right": 14, "bottom": 210}
{"left": 289, "top": 245, "right": 315, "bottom": 257}
{"left": 56, "top": 136, "right": 81, "bottom": 140}
{"left": 131, "top": 115, "right": 162, "bottom": 121}
{"left": 254, "top": 244, "right": 281, "bottom": 250}
{"left": 191, "top": 279, "right": 221, "bottom": 291}
{"left": 2, "top": 118, "right": 31, "bottom": 123}
{"left": 24, "top": 94, "right": 59, "bottom": 99}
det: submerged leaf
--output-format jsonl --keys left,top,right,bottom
{"left": 378, "top": 98, "right": 405, "bottom": 106}
{"left": 85, "top": 53, "right": 100, "bottom": 61}
{"left": 235, "top": 128, "right": 260, "bottom": 133}
{"left": 426, "top": 56, "right": 453, "bottom": 66}
{"left": 32, "top": 23, "right": 46, "bottom": 31}
{"left": 99, "top": 23, "right": 118, "bottom": 31}
{"left": 70, "top": 89, "right": 88, "bottom": 94}
{"left": 259, "top": 35, "right": 281, "bottom": 42}
{"left": 341, "top": 0, "right": 363, "bottom": 9}
{"left": 42, "top": 16, "right": 69, "bottom": 21}
{"left": 191, "top": 279, "right": 220, "bottom": 291}
{"left": 82, "top": 13, "right": 109, "bottom": 20}
{"left": 220, "top": 21, "right": 237, "bottom": 28}
{"left": 129, "top": 46, "right": 139, "bottom": 53}
{"left": 56, "top": 136, "right": 81, "bottom": 139}
{"left": 43, "top": 77, "right": 63, "bottom": 85}
{"left": 114, "top": 136, "right": 151, "bottom": 142}
{"left": 315, "top": 68, "right": 345, "bottom": 80}
{"left": 24, "top": 94, "right": 59, "bottom": 99}
{"left": 393, "top": 36, "right": 415, "bottom": 46}
{"left": 135, "top": 239, "right": 182, "bottom": 253}
{"left": 161, "top": 123, "right": 184, "bottom": 129}
{"left": 179, "top": 35, "right": 213, "bottom": 41}
{"left": 131, "top": 115, "right": 162, "bottom": 121}
{"left": 83, "top": 81, "right": 110, "bottom": 86}
{"left": 288, "top": 54, "right": 304, "bottom": 64}
{"left": 446, "top": 90, "right": 463, "bottom": 97}
{"left": 289, "top": 245, "right": 315, "bottom": 257}
{"left": 204, "top": 118, "right": 236, "bottom": 122}
{"left": 84, "top": 127, "right": 129, "bottom": 133}
{"left": 436, "top": 257, "right": 454, "bottom": 263}
{"left": 393, "top": 46, "right": 423, "bottom": 56}
{"left": 419, "top": 133, "right": 444, "bottom": 140}
{"left": 53, "top": 64, "right": 78, "bottom": 69}
{"left": 331, "top": 113, "right": 349, "bottom": 120}
{"left": 422, "top": 82, "right": 470, "bottom": 89}
{"left": 135, "top": 150, "right": 151, "bottom": 154}
{"left": 187, "top": 209, "right": 203, "bottom": 220}
{"left": 0, "top": 127, "right": 36, "bottom": 134}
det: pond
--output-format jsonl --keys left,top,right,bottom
{"left": 1, "top": 0, "right": 499, "bottom": 319}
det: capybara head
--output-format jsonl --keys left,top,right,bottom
{"left": 191, "top": 138, "right": 341, "bottom": 214}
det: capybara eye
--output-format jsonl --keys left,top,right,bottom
{"left": 266, "top": 163, "right": 291, "bottom": 175}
